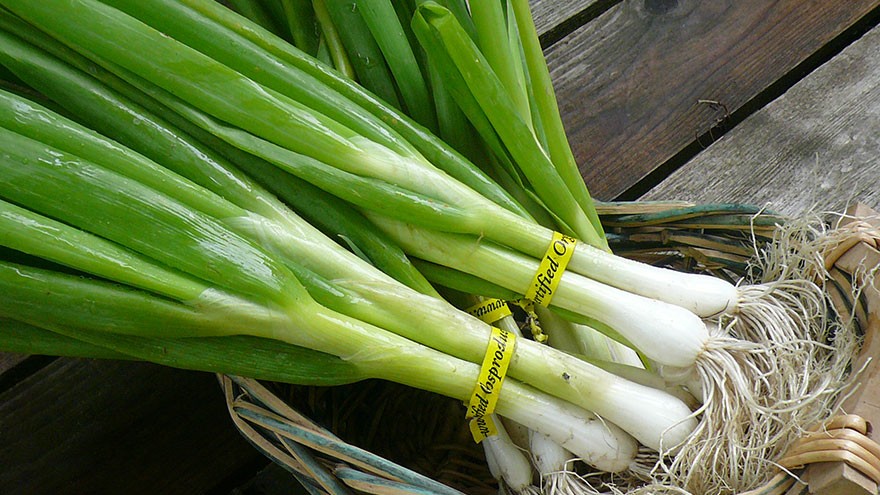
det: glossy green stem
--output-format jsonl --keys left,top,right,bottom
{"left": 156, "top": 0, "right": 527, "bottom": 217}
{"left": 510, "top": 0, "right": 606, "bottom": 247}
{"left": 321, "top": 0, "right": 401, "bottom": 108}
{"left": 413, "top": 3, "right": 601, "bottom": 246}
{"left": 357, "top": 0, "right": 437, "bottom": 131}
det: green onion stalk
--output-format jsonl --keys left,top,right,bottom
{"left": 0, "top": 0, "right": 818, "bottom": 470}
{"left": 0, "top": 316, "right": 373, "bottom": 387}
{"left": 8, "top": 0, "right": 738, "bottom": 328}
{"left": 0, "top": 77, "right": 692, "bottom": 460}
{"left": 356, "top": 0, "right": 437, "bottom": 132}
{"left": 408, "top": 5, "right": 658, "bottom": 485}
{"left": 464, "top": 296, "right": 540, "bottom": 495}
{"left": 0, "top": 115, "right": 648, "bottom": 471}
{"left": 0, "top": 55, "right": 690, "bottom": 455}
{"left": 0, "top": 256, "right": 633, "bottom": 472}
{"left": 311, "top": 0, "right": 355, "bottom": 76}
{"left": 0, "top": 0, "right": 776, "bottom": 450}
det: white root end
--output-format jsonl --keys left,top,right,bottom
{"left": 569, "top": 213, "right": 870, "bottom": 495}
{"left": 483, "top": 418, "right": 537, "bottom": 494}
{"left": 540, "top": 469, "right": 597, "bottom": 495}
{"left": 650, "top": 213, "right": 866, "bottom": 494}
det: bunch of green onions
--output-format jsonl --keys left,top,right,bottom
{"left": 0, "top": 1, "right": 815, "bottom": 493}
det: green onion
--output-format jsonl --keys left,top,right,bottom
{"left": 0, "top": 0, "right": 707, "bottom": 447}
{"left": 0, "top": 317, "right": 369, "bottom": 387}
{"left": 370, "top": 215, "right": 708, "bottom": 369}
{"left": 0, "top": 198, "right": 213, "bottom": 305}
{"left": 0, "top": 318, "right": 128, "bottom": 361}
{"left": 412, "top": 3, "right": 602, "bottom": 246}
{"left": 120, "top": 0, "right": 737, "bottom": 322}
{"left": 0, "top": 127, "right": 305, "bottom": 309}
{"left": 469, "top": 0, "right": 530, "bottom": 125}
{"left": 0, "top": 29, "right": 436, "bottom": 297}
{"left": 0, "top": 80, "right": 693, "bottom": 453}
{"left": 321, "top": 0, "right": 401, "bottom": 109}
{"left": 0, "top": 3, "right": 829, "bottom": 490}
{"left": 357, "top": 0, "right": 437, "bottom": 132}
{"left": 111, "top": 0, "right": 528, "bottom": 217}
{"left": 0, "top": 255, "right": 639, "bottom": 472}
{"left": 311, "top": 0, "right": 355, "bottom": 77}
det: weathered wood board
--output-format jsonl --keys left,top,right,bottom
{"left": 530, "top": 0, "right": 602, "bottom": 41}
{"left": 643, "top": 24, "right": 880, "bottom": 213}
{"left": 0, "top": 353, "right": 27, "bottom": 377}
{"left": 0, "top": 359, "right": 262, "bottom": 494}
{"left": 547, "top": 0, "right": 880, "bottom": 200}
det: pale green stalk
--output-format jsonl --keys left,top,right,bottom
{"left": 312, "top": 0, "right": 355, "bottom": 78}
{"left": 0, "top": 79, "right": 691, "bottom": 452}
{"left": 0, "top": 126, "right": 304, "bottom": 309}
{"left": 369, "top": 215, "right": 708, "bottom": 370}
{"left": 357, "top": 0, "right": 437, "bottom": 131}
{"left": 0, "top": 258, "right": 636, "bottom": 472}
{"left": 0, "top": 199, "right": 209, "bottom": 304}
{"left": 470, "top": 0, "right": 530, "bottom": 123}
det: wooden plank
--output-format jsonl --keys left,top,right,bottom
{"left": 0, "top": 352, "right": 27, "bottom": 375}
{"left": 546, "top": 0, "right": 880, "bottom": 200}
{"left": 0, "top": 358, "right": 263, "bottom": 494}
{"left": 642, "top": 24, "right": 880, "bottom": 213}
{"left": 530, "top": 0, "right": 604, "bottom": 40}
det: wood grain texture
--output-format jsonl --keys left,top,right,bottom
{"left": 0, "top": 352, "right": 27, "bottom": 375}
{"left": 0, "top": 359, "right": 262, "bottom": 494}
{"left": 546, "top": 0, "right": 880, "bottom": 200}
{"left": 643, "top": 24, "right": 880, "bottom": 213}
{"left": 530, "top": 0, "right": 602, "bottom": 38}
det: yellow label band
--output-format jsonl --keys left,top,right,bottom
{"left": 524, "top": 232, "right": 577, "bottom": 307}
{"left": 466, "top": 326, "right": 516, "bottom": 443}
{"left": 465, "top": 298, "right": 512, "bottom": 324}
{"left": 469, "top": 414, "right": 499, "bottom": 443}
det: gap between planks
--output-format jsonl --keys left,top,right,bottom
{"left": 642, "top": 20, "right": 880, "bottom": 214}
{"left": 545, "top": 0, "right": 880, "bottom": 201}
{"left": 623, "top": 4, "right": 880, "bottom": 201}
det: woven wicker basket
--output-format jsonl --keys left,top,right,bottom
{"left": 221, "top": 202, "right": 880, "bottom": 495}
